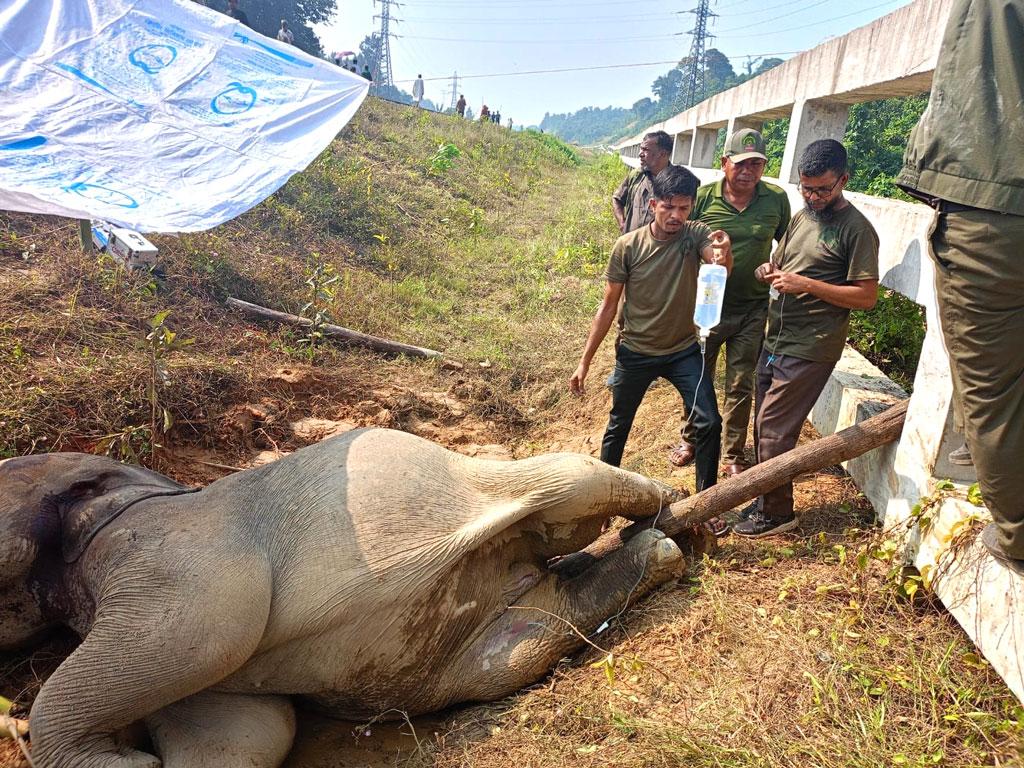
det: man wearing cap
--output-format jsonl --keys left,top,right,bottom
{"left": 670, "top": 129, "right": 790, "bottom": 474}
{"left": 896, "top": 0, "right": 1024, "bottom": 573}
{"left": 612, "top": 131, "right": 675, "bottom": 234}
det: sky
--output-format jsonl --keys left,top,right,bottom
{"left": 315, "top": 0, "right": 914, "bottom": 129}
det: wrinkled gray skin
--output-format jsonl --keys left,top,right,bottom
{"left": 1, "top": 427, "right": 684, "bottom": 768}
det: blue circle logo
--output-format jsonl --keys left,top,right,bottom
{"left": 65, "top": 182, "right": 139, "bottom": 209}
{"left": 129, "top": 44, "right": 178, "bottom": 75}
{"left": 211, "top": 82, "right": 258, "bottom": 115}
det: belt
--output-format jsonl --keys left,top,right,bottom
{"left": 933, "top": 198, "right": 982, "bottom": 214}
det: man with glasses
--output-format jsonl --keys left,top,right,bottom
{"left": 671, "top": 130, "right": 790, "bottom": 479}
{"left": 733, "top": 139, "right": 879, "bottom": 538}
{"left": 896, "top": 0, "right": 1024, "bottom": 573}
{"left": 612, "top": 131, "right": 675, "bottom": 234}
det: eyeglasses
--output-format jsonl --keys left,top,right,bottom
{"left": 798, "top": 176, "right": 844, "bottom": 199}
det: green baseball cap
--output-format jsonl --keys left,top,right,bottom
{"left": 723, "top": 128, "right": 767, "bottom": 163}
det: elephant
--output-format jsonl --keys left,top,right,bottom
{"left": 1, "top": 427, "right": 689, "bottom": 768}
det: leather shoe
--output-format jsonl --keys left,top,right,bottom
{"left": 723, "top": 463, "right": 747, "bottom": 478}
{"left": 669, "top": 442, "right": 695, "bottom": 467}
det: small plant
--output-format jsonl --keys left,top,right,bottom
{"left": 96, "top": 252, "right": 158, "bottom": 301}
{"left": 97, "top": 424, "right": 152, "bottom": 464}
{"left": 145, "top": 310, "right": 193, "bottom": 460}
{"left": 298, "top": 252, "right": 340, "bottom": 361}
{"left": 429, "top": 142, "right": 461, "bottom": 175}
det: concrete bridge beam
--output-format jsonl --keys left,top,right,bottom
{"left": 672, "top": 131, "right": 693, "bottom": 166}
{"left": 688, "top": 127, "right": 719, "bottom": 169}
{"left": 726, "top": 116, "right": 764, "bottom": 139}
{"left": 780, "top": 99, "right": 849, "bottom": 184}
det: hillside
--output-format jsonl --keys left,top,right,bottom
{"left": 2, "top": 98, "right": 1022, "bottom": 768}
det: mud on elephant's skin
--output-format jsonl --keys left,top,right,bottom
{"left": 0, "top": 427, "right": 687, "bottom": 768}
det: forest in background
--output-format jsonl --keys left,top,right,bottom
{"left": 539, "top": 49, "right": 783, "bottom": 145}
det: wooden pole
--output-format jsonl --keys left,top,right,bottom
{"left": 226, "top": 297, "right": 445, "bottom": 360}
{"left": 78, "top": 219, "right": 93, "bottom": 253}
{"left": 555, "top": 399, "right": 908, "bottom": 572}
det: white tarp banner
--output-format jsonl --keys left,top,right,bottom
{"left": 0, "top": 0, "right": 369, "bottom": 232}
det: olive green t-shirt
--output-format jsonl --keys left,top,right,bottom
{"left": 692, "top": 179, "right": 790, "bottom": 313}
{"left": 612, "top": 168, "right": 657, "bottom": 233}
{"left": 605, "top": 221, "right": 713, "bottom": 356}
{"left": 766, "top": 205, "right": 879, "bottom": 363}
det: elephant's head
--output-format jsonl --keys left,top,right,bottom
{"left": 0, "top": 453, "right": 190, "bottom": 649}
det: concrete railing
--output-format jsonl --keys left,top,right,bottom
{"left": 616, "top": 0, "right": 1024, "bottom": 704}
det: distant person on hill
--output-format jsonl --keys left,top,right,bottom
{"left": 507, "top": 117, "right": 513, "bottom": 129}
{"left": 456, "top": 94, "right": 466, "bottom": 117}
{"left": 492, "top": 110, "right": 501, "bottom": 125}
{"left": 569, "top": 165, "right": 732, "bottom": 496}
{"left": 277, "top": 20, "right": 294, "bottom": 45}
{"left": 733, "top": 139, "right": 878, "bottom": 539}
{"left": 612, "top": 131, "right": 675, "bottom": 234}
{"left": 361, "top": 65, "right": 372, "bottom": 81}
{"left": 479, "top": 104, "right": 490, "bottom": 121}
{"left": 896, "top": 0, "right": 1024, "bottom": 573}
{"left": 225, "top": 0, "right": 249, "bottom": 26}
{"left": 413, "top": 75, "right": 425, "bottom": 107}
{"left": 671, "top": 129, "right": 790, "bottom": 477}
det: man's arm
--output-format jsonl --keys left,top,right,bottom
{"left": 611, "top": 175, "right": 631, "bottom": 232}
{"left": 699, "top": 230, "right": 733, "bottom": 274}
{"left": 758, "top": 266, "right": 878, "bottom": 309}
{"left": 569, "top": 281, "right": 625, "bottom": 395}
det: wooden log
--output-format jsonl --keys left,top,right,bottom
{"left": 226, "top": 297, "right": 445, "bottom": 360}
{"left": 556, "top": 398, "right": 908, "bottom": 572}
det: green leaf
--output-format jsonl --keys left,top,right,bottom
{"left": 967, "top": 482, "right": 984, "bottom": 507}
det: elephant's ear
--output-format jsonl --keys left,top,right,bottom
{"left": 52, "top": 456, "right": 196, "bottom": 563}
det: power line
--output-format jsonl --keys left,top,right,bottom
{"left": 721, "top": 0, "right": 906, "bottom": 37}
{"left": 390, "top": 52, "right": 802, "bottom": 84}
{"left": 399, "top": 32, "right": 683, "bottom": 44}
{"left": 716, "top": 0, "right": 831, "bottom": 33}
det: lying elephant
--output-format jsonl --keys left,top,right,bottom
{"left": 1, "top": 427, "right": 687, "bottom": 768}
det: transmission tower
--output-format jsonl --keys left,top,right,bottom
{"left": 682, "top": 0, "right": 717, "bottom": 109}
{"left": 448, "top": 71, "right": 460, "bottom": 111}
{"left": 371, "top": 0, "right": 401, "bottom": 94}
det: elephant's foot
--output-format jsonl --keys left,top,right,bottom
{"left": 147, "top": 691, "right": 296, "bottom": 768}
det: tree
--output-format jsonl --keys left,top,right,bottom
{"left": 703, "top": 48, "right": 736, "bottom": 93}
{"left": 651, "top": 67, "right": 684, "bottom": 105}
{"left": 207, "top": 0, "right": 336, "bottom": 57}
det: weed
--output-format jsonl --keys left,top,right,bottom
{"left": 145, "top": 310, "right": 193, "bottom": 459}
{"left": 297, "top": 253, "right": 340, "bottom": 362}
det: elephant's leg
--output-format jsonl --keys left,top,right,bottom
{"left": 147, "top": 691, "right": 295, "bottom": 768}
{"left": 29, "top": 555, "right": 272, "bottom": 768}
{"left": 450, "top": 528, "right": 683, "bottom": 703}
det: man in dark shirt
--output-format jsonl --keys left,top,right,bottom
{"left": 226, "top": 0, "right": 249, "bottom": 26}
{"left": 897, "top": 0, "right": 1024, "bottom": 572}
{"left": 611, "top": 131, "right": 675, "bottom": 234}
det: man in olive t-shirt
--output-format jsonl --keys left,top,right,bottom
{"left": 733, "top": 139, "right": 879, "bottom": 538}
{"left": 674, "top": 129, "right": 791, "bottom": 475}
{"left": 570, "top": 166, "right": 733, "bottom": 493}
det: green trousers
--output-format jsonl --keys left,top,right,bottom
{"left": 932, "top": 209, "right": 1024, "bottom": 559}
{"left": 682, "top": 303, "right": 767, "bottom": 464}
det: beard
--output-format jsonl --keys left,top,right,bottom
{"left": 804, "top": 197, "right": 839, "bottom": 222}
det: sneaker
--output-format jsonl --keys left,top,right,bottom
{"left": 948, "top": 442, "right": 973, "bottom": 466}
{"left": 732, "top": 509, "right": 798, "bottom": 538}
{"left": 734, "top": 502, "right": 758, "bottom": 523}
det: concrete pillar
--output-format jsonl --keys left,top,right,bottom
{"left": 672, "top": 131, "right": 693, "bottom": 165}
{"left": 688, "top": 127, "right": 719, "bottom": 169}
{"left": 725, "top": 116, "right": 764, "bottom": 140}
{"left": 779, "top": 99, "right": 849, "bottom": 184}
